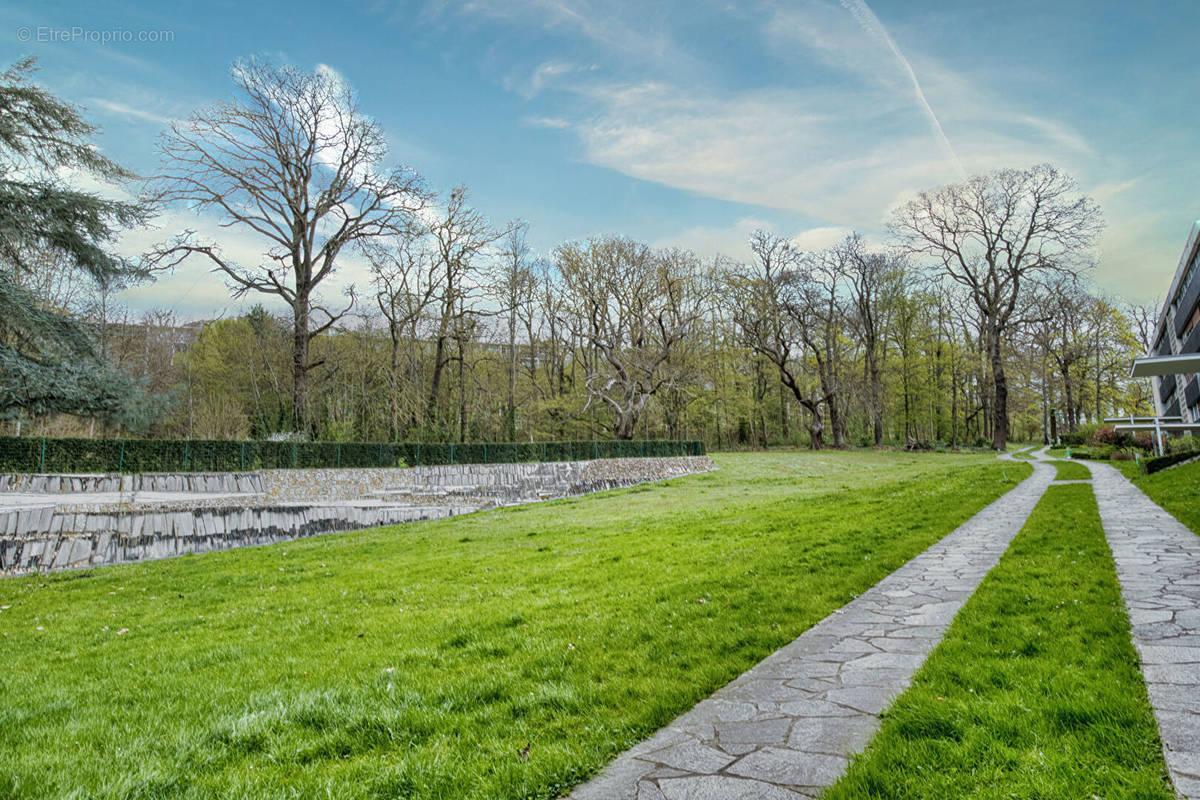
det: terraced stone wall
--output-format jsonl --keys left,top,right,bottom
{"left": 0, "top": 456, "right": 715, "bottom": 575}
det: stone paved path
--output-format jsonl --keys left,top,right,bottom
{"left": 568, "top": 456, "right": 1056, "bottom": 799}
{"left": 1085, "top": 461, "right": 1200, "bottom": 799}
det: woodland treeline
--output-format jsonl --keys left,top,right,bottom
{"left": 1, "top": 58, "right": 1155, "bottom": 450}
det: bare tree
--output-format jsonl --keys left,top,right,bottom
{"left": 796, "top": 249, "right": 850, "bottom": 447}
{"left": 493, "top": 221, "right": 535, "bottom": 441}
{"left": 838, "top": 234, "right": 905, "bottom": 445}
{"left": 424, "top": 186, "right": 508, "bottom": 431}
{"left": 556, "top": 237, "right": 706, "bottom": 439}
{"left": 367, "top": 236, "right": 440, "bottom": 440}
{"left": 724, "top": 230, "right": 829, "bottom": 448}
{"left": 1126, "top": 300, "right": 1160, "bottom": 356}
{"left": 147, "top": 59, "right": 427, "bottom": 432}
{"left": 891, "top": 163, "right": 1102, "bottom": 449}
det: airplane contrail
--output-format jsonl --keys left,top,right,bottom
{"left": 838, "top": 0, "right": 967, "bottom": 179}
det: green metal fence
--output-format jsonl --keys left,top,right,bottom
{"left": 0, "top": 436, "right": 705, "bottom": 474}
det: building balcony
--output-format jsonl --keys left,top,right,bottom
{"left": 1160, "top": 373, "right": 1178, "bottom": 404}
{"left": 1175, "top": 273, "right": 1200, "bottom": 340}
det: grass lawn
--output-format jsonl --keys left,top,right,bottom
{"left": 0, "top": 452, "right": 1027, "bottom": 800}
{"left": 1133, "top": 458, "right": 1200, "bottom": 535}
{"left": 1052, "top": 460, "right": 1092, "bottom": 481}
{"left": 823, "top": 484, "right": 1174, "bottom": 800}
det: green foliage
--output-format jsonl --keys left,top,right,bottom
{"left": 0, "top": 451, "right": 1023, "bottom": 799}
{"left": 1167, "top": 434, "right": 1198, "bottom": 454}
{"left": 825, "top": 485, "right": 1173, "bottom": 800}
{"left": 0, "top": 58, "right": 155, "bottom": 422}
{"left": 1142, "top": 448, "right": 1199, "bottom": 475}
{"left": 0, "top": 435, "right": 704, "bottom": 473}
{"left": 1134, "top": 458, "right": 1200, "bottom": 534}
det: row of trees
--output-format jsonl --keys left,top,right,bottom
{"left": 1, "top": 58, "right": 1153, "bottom": 449}
{"left": 57, "top": 221, "right": 1148, "bottom": 451}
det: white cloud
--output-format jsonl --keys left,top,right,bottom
{"left": 653, "top": 219, "right": 858, "bottom": 263}
{"left": 525, "top": 115, "right": 572, "bottom": 129}
{"left": 86, "top": 98, "right": 173, "bottom": 125}
{"left": 511, "top": 0, "right": 1100, "bottom": 233}
{"left": 652, "top": 217, "right": 774, "bottom": 260}
{"left": 458, "top": 0, "right": 689, "bottom": 66}
{"left": 504, "top": 60, "right": 595, "bottom": 99}
{"left": 789, "top": 225, "right": 857, "bottom": 252}
{"left": 563, "top": 80, "right": 963, "bottom": 225}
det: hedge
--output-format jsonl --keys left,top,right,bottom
{"left": 1142, "top": 449, "right": 1200, "bottom": 475}
{"left": 0, "top": 436, "right": 705, "bottom": 474}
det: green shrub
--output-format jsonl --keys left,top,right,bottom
{"left": 0, "top": 436, "right": 705, "bottom": 474}
{"left": 1144, "top": 449, "right": 1200, "bottom": 474}
{"left": 1168, "top": 434, "right": 1199, "bottom": 454}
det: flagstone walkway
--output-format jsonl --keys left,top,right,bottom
{"left": 1086, "top": 461, "right": 1200, "bottom": 799}
{"left": 568, "top": 455, "right": 1056, "bottom": 800}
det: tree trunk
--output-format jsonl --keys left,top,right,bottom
{"left": 388, "top": 326, "right": 400, "bottom": 441}
{"left": 989, "top": 330, "right": 1008, "bottom": 450}
{"left": 806, "top": 406, "right": 824, "bottom": 450}
{"left": 507, "top": 311, "right": 517, "bottom": 441}
{"left": 827, "top": 391, "right": 844, "bottom": 448}
{"left": 950, "top": 359, "right": 959, "bottom": 446}
{"left": 779, "top": 383, "right": 789, "bottom": 438}
{"left": 1062, "top": 368, "right": 1075, "bottom": 434}
{"left": 456, "top": 337, "right": 467, "bottom": 443}
{"left": 428, "top": 333, "right": 447, "bottom": 425}
{"left": 869, "top": 349, "right": 883, "bottom": 446}
{"left": 292, "top": 302, "right": 310, "bottom": 434}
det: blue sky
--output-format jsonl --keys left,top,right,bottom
{"left": 4, "top": 0, "right": 1199, "bottom": 318}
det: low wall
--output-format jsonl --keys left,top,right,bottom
{"left": 0, "top": 472, "right": 264, "bottom": 494}
{"left": 0, "top": 456, "right": 714, "bottom": 575}
{"left": 0, "top": 503, "right": 472, "bottom": 573}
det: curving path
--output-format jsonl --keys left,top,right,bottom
{"left": 567, "top": 453, "right": 1056, "bottom": 799}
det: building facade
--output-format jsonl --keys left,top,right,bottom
{"left": 1152, "top": 221, "right": 1200, "bottom": 423}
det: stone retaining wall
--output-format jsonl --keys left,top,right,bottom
{"left": 0, "top": 456, "right": 714, "bottom": 575}
{"left": 0, "top": 472, "right": 264, "bottom": 494}
{"left": 0, "top": 503, "right": 471, "bottom": 574}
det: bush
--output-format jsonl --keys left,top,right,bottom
{"left": 1092, "top": 427, "right": 1132, "bottom": 448}
{"left": 1143, "top": 449, "right": 1200, "bottom": 474}
{"left": 1168, "top": 434, "right": 1199, "bottom": 454}
{"left": 1132, "top": 432, "right": 1155, "bottom": 452}
{"left": 0, "top": 436, "right": 706, "bottom": 474}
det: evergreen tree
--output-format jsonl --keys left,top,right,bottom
{"left": 0, "top": 57, "right": 152, "bottom": 424}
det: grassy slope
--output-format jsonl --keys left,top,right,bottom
{"left": 0, "top": 452, "right": 1027, "bottom": 800}
{"left": 1133, "top": 459, "right": 1200, "bottom": 535}
{"left": 824, "top": 484, "right": 1173, "bottom": 800}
